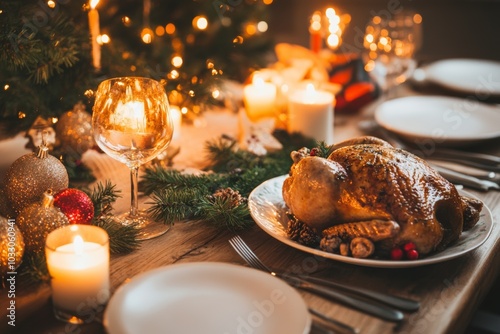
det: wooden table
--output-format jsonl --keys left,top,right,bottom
{"left": 2, "top": 91, "right": 500, "bottom": 334}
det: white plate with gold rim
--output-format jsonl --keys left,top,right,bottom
{"left": 104, "top": 262, "right": 311, "bottom": 334}
{"left": 248, "top": 175, "right": 493, "bottom": 269}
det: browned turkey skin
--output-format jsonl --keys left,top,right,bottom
{"left": 283, "top": 136, "right": 483, "bottom": 257}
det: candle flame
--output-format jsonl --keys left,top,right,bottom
{"left": 305, "top": 83, "right": 317, "bottom": 103}
{"left": 252, "top": 73, "right": 265, "bottom": 86}
{"left": 73, "top": 235, "right": 84, "bottom": 255}
{"left": 306, "top": 83, "right": 316, "bottom": 94}
{"left": 90, "top": 0, "right": 99, "bottom": 10}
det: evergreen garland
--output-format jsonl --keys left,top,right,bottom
{"left": 142, "top": 130, "right": 317, "bottom": 231}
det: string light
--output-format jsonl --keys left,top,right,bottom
{"left": 155, "top": 25, "right": 165, "bottom": 36}
{"left": 257, "top": 21, "right": 268, "bottom": 32}
{"left": 233, "top": 36, "right": 244, "bottom": 44}
{"left": 324, "top": 7, "right": 350, "bottom": 50}
{"left": 141, "top": 27, "right": 154, "bottom": 43}
{"left": 100, "top": 34, "right": 110, "bottom": 44}
{"left": 47, "top": 1, "right": 56, "bottom": 9}
{"left": 165, "top": 23, "right": 176, "bottom": 34}
{"left": 122, "top": 16, "right": 131, "bottom": 27}
{"left": 193, "top": 16, "right": 208, "bottom": 30}
{"left": 245, "top": 23, "right": 257, "bottom": 36}
{"left": 169, "top": 70, "right": 180, "bottom": 80}
{"left": 171, "top": 55, "right": 183, "bottom": 68}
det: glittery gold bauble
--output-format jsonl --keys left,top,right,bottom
{"left": 17, "top": 190, "right": 69, "bottom": 253}
{"left": 5, "top": 141, "right": 69, "bottom": 216}
{"left": 0, "top": 184, "right": 16, "bottom": 218}
{"left": 0, "top": 216, "right": 25, "bottom": 277}
{"left": 56, "top": 103, "right": 94, "bottom": 156}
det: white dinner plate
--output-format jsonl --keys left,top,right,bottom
{"left": 248, "top": 175, "right": 493, "bottom": 269}
{"left": 104, "top": 262, "right": 311, "bottom": 334}
{"left": 374, "top": 95, "right": 500, "bottom": 145}
{"left": 423, "top": 58, "right": 500, "bottom": 96}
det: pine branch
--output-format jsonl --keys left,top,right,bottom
{"left": 93, "top": 217, "right": 140, "bottom": 254}
{"left": 197, "top": 196, "right": 253, "bottom": 231}
{"left": 147, "top": 188, "right": 207, "bottom": 224}
{"left": 86, "top": 181, "right": 122, "bottom": 218}
{"left": 204, "top": 135, "right": 261, "bottom": 173}
{"left": 140, "top": 168, "right": 215, "bottom": 195}
{"left": 18, "top": 253, "right": 50, "bottom": 284}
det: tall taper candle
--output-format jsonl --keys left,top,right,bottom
{"left": 88, "top": 0, "right": 101, "bottom": 70}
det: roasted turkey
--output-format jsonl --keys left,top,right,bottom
{"left": 283, "top": 136, "right": 483, "bottom": 258}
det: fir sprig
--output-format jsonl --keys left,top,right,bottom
{"left": 86, "top": 180, "right": 122, "bottom": 218}
{"left": 18, "top": 253, "right": 50, "bottom": 284}
{"left": 93, "top": 217, "right": 140, "bottom": 254}
{"left": 148, "top": 187, "right": 206, "bottom": 224}
{"left": 197, "top": 195, "right": 253, "bottom": 231}
{"left": 204, "top": 135, "right": 260, "bottom": 173}
{"left": 142, "top": 131, "right": 317, "bottom": 230}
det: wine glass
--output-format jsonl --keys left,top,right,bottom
{"left": 363, "top": 11, "right": 422, "bottom": 99}
{"left": 92, "top": 77, "right": 174, "bottom": 240}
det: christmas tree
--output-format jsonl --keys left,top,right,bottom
{"left": 0, "top": 0, "right": 274, "bottom": 133}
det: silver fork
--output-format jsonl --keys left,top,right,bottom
{"left": 229, "top": 235, "right": 406, "bottom": 323}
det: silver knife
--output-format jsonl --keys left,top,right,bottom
{"left": 430, "top": 163, "right": 500, "bottom": 191}
{"left": 282, "top": 275, "right": 404, "bottom": 322}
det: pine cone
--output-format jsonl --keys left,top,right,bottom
{"left": 286, "top": 213, "right": 320, "bottom": 247}
{"left": 210, "top": 187, "right": 246, "bottom": 208}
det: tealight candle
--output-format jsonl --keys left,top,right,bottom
{"left": 287, "top": 83, "right": 335, "bottom": 145}
{"left": 243, "top": 74, "right": 277, "bottom": 122}
{"left": 45, "top": 225, "right": 110, "bottom": 324}
{"left": 88, "top": 0, "right": 101, "bottom": 70}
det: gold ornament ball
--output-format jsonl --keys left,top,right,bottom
{"left": 16, "top": 190, "right": 69, "bottom": 253}
{"left": 5, "top": 144, "right": 69, "bottom": 216}
{"left": 56, "top": 106, "right": 94, "bottom": 156}
{"left": 0, "top": 184, "right": 16, "bottom": 218}
{"left": 0, "top": 216, "right": 25, "bottom": 277}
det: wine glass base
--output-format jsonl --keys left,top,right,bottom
{"left": 118, "top": 210, "right": 171, "bottom": 241}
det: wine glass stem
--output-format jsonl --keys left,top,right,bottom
{"left": 129, "top": 166, "right": 139, "bottom": 217}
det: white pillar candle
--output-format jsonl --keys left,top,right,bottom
{"left": 288, "top": 83, "right": 335, "bottom": 145}
{"left": 46, "top": 225, "right": 110, "bottom": 324}
{"left": 243, "top": 74, "right": 277, "bottom": 122}
{"left": 170, "top": 106, "right": 183, "bottom": 141}
{"left": 88, "top": 0, "right": 101, "bottom": 70}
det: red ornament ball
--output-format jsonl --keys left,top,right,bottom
{"left": 54, "top": 188, "right": 94, "bottom": 224}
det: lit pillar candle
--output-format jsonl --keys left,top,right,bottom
{"left": 243, "top": 74, "right": 277, "bottom": 122}
{"left": 45, "top": 225, "right": 110, "bottom": 324}
{"left": 288, "top": 83, "right": 335, "bottom": 145}
{"left": 169, "top": 105, "right": 182, "bottom": 141}
{"left": 88, "top": 0, "right": 101, "bottom": 70}
{"left": 309, "top": 11, "right": 323, "bottom": 54}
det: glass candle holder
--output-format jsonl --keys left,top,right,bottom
{"left": 45, "top": 225, "right": 110, "bottom": 324}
